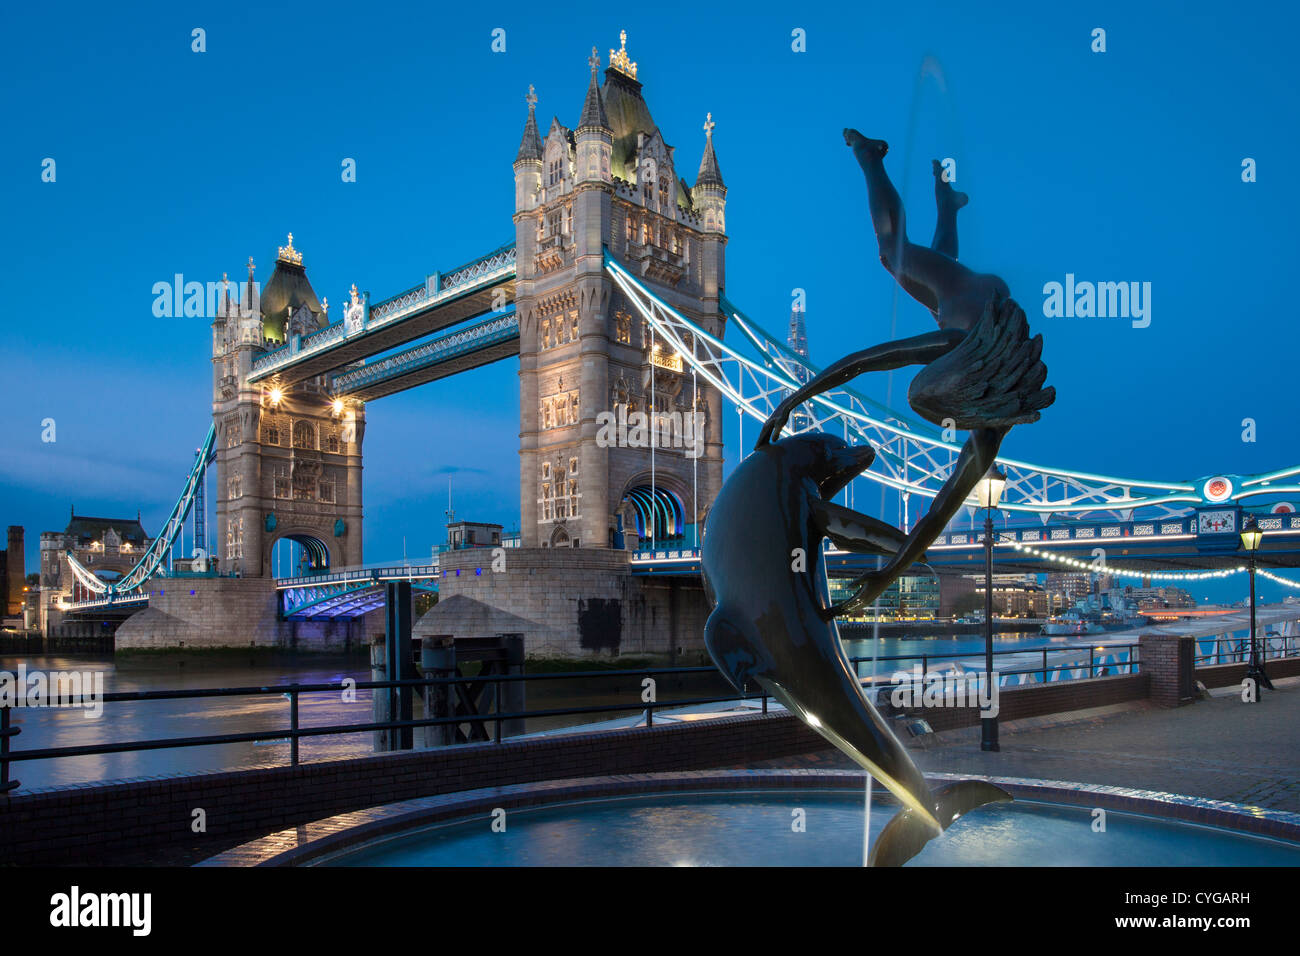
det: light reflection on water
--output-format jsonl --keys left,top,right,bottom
{"left": 329, "top": 793, "right": 1300, "bottom": 867}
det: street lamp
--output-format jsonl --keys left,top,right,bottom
{"left": 975, "top": 464, "right": 1007, "bottom": 751}
{"left": 1239, "top": 514, "right": 1272, "bottom": 697}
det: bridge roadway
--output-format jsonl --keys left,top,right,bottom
{"left": 246, "top": 244, "right": 516, "bottom": 393}
{"left": 631, "top": 510, "right": 1300, "bottom": 578}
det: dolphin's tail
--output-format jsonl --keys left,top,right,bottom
{"left": 868, "top": 779, "right": 1013, "bottom": 867}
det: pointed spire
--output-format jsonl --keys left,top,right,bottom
{"left": 579, "top": 47, "right": 609, "bottom": 130}
{"left": 515, "top": 85, "right": 543, "bottom": 163}
{"left": 696, "top": 112, "right": 724, "bottom": 187}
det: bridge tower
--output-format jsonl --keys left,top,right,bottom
{"left": 513, "top": 32, "right": 727, "bottom": 550}
{"left": 211, "top": 237, "right": 365, "bottom": 577}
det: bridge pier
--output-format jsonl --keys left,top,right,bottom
{"left": 422, "top": 547, "right": 708, "bottom": 660}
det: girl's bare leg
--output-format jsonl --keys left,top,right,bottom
{"left": 930, "top": 158, "right": 968, "bottom": 260}
{"left": 845, "top": 128, "right": 975, "bottom": 317}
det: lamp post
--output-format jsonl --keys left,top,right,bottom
{"left": 1239, "top": 514, "right": 1273, "bottom": 697}
{"left": 975, "top": 465, "right": 1007, "bottom": 751}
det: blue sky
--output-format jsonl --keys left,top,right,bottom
{"left": 3, "top": 1, "right": 1296, "bottom": 602}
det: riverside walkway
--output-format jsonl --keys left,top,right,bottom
{"left": 754, "top": 675, "right": 1300, "bottom": 813}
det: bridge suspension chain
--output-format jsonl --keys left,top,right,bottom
{"left": 604, "top": 252, "right": 1207, "bottom": 522}
{"left": 64, "top": 424, "right": 217, "bottom": 601}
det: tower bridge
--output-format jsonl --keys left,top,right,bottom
{"left": 48, "top": 31, "right": 1300, "bottom": 654}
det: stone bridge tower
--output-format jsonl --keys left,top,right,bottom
{"left": 211, "top": 236, "right": 365, "bottom": 577}
{"left": 513, "top": 32, "right": 727, "bottom": 550}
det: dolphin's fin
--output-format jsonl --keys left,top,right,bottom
{"left": 813, "top": 500, "right": 907, "bottom": 555}
{"left": 869, "top": 779, "right": 1013, "bottom": 867}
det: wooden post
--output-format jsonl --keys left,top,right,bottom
{"left": 370, "top": 634, "right": 390, "bottom": 751}
{"left": 420, "top": 635, "right": 456, "bottom": 748}
{"left": 385, "top": 581, "right": 414, "bottom": 750}
{"left": 499, "top": 633, "right": 526, "bottom": 738}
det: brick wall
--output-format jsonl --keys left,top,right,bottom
{"left": 0, "top": 710, "right": 821, "bottom": 866}
{"left": 1197, "top": 654, "right": 1300, "bottom": 689}
{"left": 890, "top": 672, "right": 1149, "bottom": 732}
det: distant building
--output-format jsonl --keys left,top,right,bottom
{"left": 1122, "top": 585, "right": 1196, "bottom": 610}
{"left": 447, "top": 521, "right": 504, "bottom": 550}
{"left": 828, "top": 573, "right": 941, "bottom": 621}
{"left": 787, "top": 306, "right": 812, "bottom": 432}
{"left": 0, "top": 525, "right": 24, "bottom": 618}
{"left": 1045, "top": 571, "right": 1095, "bottom": 612}
{"left": 38, "top": 508, "right": 153, "bottom": 635}
{"left": 971, "top": 573, "right": 1048, "bottom": 618}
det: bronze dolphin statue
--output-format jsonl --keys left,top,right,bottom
{"left": 701, "top": 430, "right": 1010, "bottom": 865}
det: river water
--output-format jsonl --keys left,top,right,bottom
{"left": 1, "top": 630, "right": 1094, "bottom": 791}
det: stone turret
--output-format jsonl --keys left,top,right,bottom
{"left": 514, "top": 32, "right": 726, "bottom": 551}
{"left": 513, "top": 86, "right": 543, "bottom": 214}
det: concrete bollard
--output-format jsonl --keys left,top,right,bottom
{"left": 420, "top": 635, "right": 456, "bottom": 748}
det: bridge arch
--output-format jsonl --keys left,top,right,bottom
{"left": 618, "top": 478, "right": 688, "bottom": 548}
{"left": 266, "top": 529, "right": 334, "bottom": 577}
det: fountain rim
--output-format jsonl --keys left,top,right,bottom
{"left": 197, "top": 770, "right": 1300, "bottom": 867}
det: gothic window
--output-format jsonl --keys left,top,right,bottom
{"left": 293, "top": 421, "right": 315, "bottom": 450}
{"left": 548, "top": 159, "right": 562, "bottom": 186}
{"left": 641, "top": 222, "right": 651, "bottom": 245}
{"left": 541, "top": 318, "right": 551, "bottom": 349}
{"left": 543, "top": 401, "right": 553, "bottom": 429}
{"left": 235, "top": 518, "right": 243, "bottom": 559}
{"left": 225, "top": 424, "right": 239, "bottom": 448}
{"left": 228, "top": 475, "right": 242, "bottom": 499}
{"left": 569, "top": 310, "right": 579, "bottom": 340}
{"left": 565, "top": 205, "right": 573, "bottom": 236}
{"left": 536, "top": 217, "right": 544, "bottom": 242}
{"left": 319, "top": 478, "right": 335, "bottom": 503}
{"left": 658, "top": 175, "right": 670, "bottom": 209}
{"left": 274, "top": 476, "right": 290, "bottom": 499}
{"left": 569, "top": 392, "right": 579, "bottom": 423}
{"left": 541, "top": 482, "right": 552, "bottom": 520}
{"left": 615, "top": 311, "right": 632, "bottom": 344}
{"left": 263, "top": 423, "right": 280, "bottom": 446}
{"left": 326, "top": 433, "right": 340, "bottom": 454}
{"left": 554, "top": 317, "right": 565, "bottom": 345}
{"left": 548, "top": 210, "right": 562, "bottom": 237}
{"left": 671, "top": 232, "right": 682, "bottom": 256}
{"left": 568, "top": 479, "right": 578, "bottom": 517}
{"left": 569, "top": 457, "right": 579, "bottom": 475}
{"left": 626, "top": 216, "right": 636, "bottom": 242}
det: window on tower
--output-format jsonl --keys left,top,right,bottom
{"left": 293, "top": 421, "right": 315, "bottom": 450}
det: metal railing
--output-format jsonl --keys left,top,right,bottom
{"left": 851, "top": 641, "right": 1143, "bottom": 688}
{"left": 6, "top": 636, "right": 1298, "bottom": 793}
{"left": 1194, "top": 633, "right": 1299, "bottom": 667}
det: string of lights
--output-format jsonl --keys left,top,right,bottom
{"left": 1006, "top": 540, "right": 1300, "bottom": 588}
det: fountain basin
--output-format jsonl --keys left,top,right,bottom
{"left": 198, "top": 771, "right": 1300, "bottom": 867}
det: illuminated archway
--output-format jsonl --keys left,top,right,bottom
{"left": 269, "top": 532, "right": 332, "bottom": 577}
{"left": 622, "top": 485, "right": 685, "bottom": 545}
